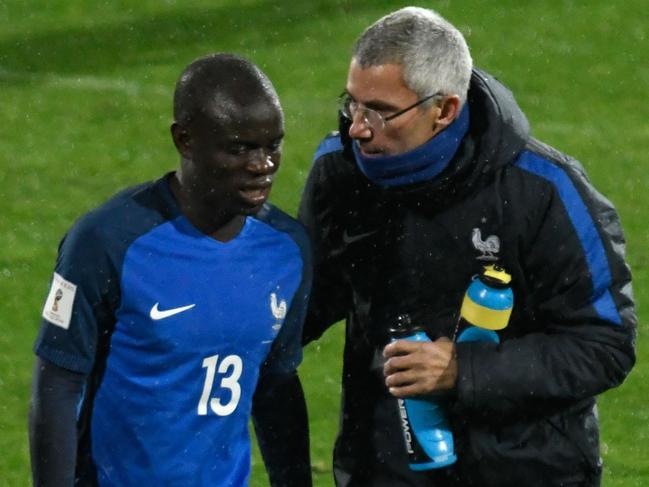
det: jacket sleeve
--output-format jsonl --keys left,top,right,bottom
{"left": 298, "top": 152, "right": 351, "bottom": 344}
{"left": 455, "top": 153, "right": 636, "bottom": 417}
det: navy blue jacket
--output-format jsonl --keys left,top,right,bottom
{"left": 299, "top": 69, "right": 636, "bottom": 487}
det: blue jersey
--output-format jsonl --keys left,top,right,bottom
{"left": 34, "top": 173, "right": 311, "bottom": 486}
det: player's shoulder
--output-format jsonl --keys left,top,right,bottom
{"left": 63, "top": 175, "right": 174, "bottom": 251}
{"left": 254, "top": 203, "right": 310, "bottom": 256}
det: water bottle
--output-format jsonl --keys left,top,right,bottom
{"left": 390, "top": 314, "right": 457, "bottom": 471}
{"left": 456, "top": 265, "right": 513, "bottom": 344}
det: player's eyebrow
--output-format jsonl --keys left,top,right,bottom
{"left": 225, "top": 133, "right": 284, "bottom": 147}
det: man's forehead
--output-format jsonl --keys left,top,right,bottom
{"left": 346, "top": 60, "right": 412, "bottom": 101}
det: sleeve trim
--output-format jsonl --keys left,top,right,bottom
{"left": 515, "top": 151, "right": 622, "bottom": 325}
{"left": 34, "top": 343, "right": 92, "bottom": 375}
{"left": 313, "top": 134, "right": 343, "bottom": 162}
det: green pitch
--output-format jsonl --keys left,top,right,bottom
{"left": 1, "top": 1, "right": 647, "bottom": 485}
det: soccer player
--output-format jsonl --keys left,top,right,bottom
{"left": 29, "top": 53, "right": 312, "bottom": 486}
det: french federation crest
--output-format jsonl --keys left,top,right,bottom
{"left": 270, "top": 292, "right": 287, "bottom": 332}
{"left": 472, "top": 228, "right": 500, "bottom": 261}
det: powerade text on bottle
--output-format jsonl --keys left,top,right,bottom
{"left": 455, "top": 265, "right": 514, "bottom": 344}
{"left": 389, "top": 314, "right": 457, "bottom": 471}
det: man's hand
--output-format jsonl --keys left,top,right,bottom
{"left": 383, "top": 337, "right": 457, "bottom": 397}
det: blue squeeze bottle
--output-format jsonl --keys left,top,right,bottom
{"left": 456, "top": 265, "right": 514, "bottom": 344}
{"left": 390, "top": 314, "right": 457, "bottom": 471}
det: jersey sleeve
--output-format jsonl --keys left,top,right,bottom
{"left": 34, "top": 215, "right": 119, "bottom": 374}
{"left": 260, "top": 211, "right": 313, "bottom": 377}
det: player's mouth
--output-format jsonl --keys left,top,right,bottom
{"left": 239, "top": 177, "right": 273, "bottom": 205}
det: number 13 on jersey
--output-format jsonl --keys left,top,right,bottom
{"left": 198, "top": 354, "right": 243, "bottom": 416}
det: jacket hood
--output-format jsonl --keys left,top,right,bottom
{"left": 465, "top": 68, "right": 530, "bottom": 177}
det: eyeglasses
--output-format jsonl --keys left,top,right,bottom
{"left": 338, "top": 91, "right": 444, "bottom": 131}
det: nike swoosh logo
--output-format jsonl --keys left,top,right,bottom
{"left": 149, "top": 302, "right": 196, "bottom": 320}
{"left": 342, "top": 229, "right": 377, "bottom": 244}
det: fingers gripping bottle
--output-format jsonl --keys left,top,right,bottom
{"left": 456, "top": 265, "right": 514, "bottom": 344}
{"left": 389, "top": 314, "right": 457, "bottom": 471}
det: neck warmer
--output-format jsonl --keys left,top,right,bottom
{"left": 352, "top": 103, "right": 470, "bottom": 187}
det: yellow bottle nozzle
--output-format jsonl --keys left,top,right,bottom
{"left": 483, "top": 265, "right": 512, "bottom": 285}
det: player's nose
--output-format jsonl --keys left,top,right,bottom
{"left": 247, "top": 152, "right": 277, "bottom": 175}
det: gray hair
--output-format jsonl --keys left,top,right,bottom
{"left": 352, "top": 7, "right": 472, "bottom": 107}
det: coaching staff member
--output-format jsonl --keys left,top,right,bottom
{"left": 30, "top": 53, "right": 312, "bottom": 486}
{"left": 299, "top": 7, "right": 635, "bottom": 487}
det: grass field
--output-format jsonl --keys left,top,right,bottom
{"left": 1, "top": 1, "right": 647, "bottom": 485}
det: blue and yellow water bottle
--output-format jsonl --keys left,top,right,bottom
{"left": 456, "top": 265, "right": 513, "bottom": 344}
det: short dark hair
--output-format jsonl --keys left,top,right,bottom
{"left": 173, "top": 53, "right": 281, "bottom": 126}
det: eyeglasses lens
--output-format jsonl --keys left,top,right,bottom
{"left": 339, "top": 95, "right": 384, "bottom": 130}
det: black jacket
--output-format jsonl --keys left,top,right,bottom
{"left": 298, "top": 69, "right": 636, "bottom": 487}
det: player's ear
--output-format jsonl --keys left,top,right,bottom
{"left": 171, "top": 122, "right": 193, "bottom": 159}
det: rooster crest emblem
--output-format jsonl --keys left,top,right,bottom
{"left": 472, "top": 228, "right": 500, "bottom": 261}
{"left": 270, "top": 293, "right": 287, "bottom": 332}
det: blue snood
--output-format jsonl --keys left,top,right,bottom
{"left": 352, "top": 103, "right": 470, "bottom": 187}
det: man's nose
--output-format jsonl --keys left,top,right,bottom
{"left": 348, "top": 111, "right": 372, "bottom": 140}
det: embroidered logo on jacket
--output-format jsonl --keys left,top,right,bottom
{"left": 472, "top": 228, "right": 500, "bottom": 261}
{"left": 342, "top": 229, "right": 377, "bottom": 244}
{"left": 270, "top": 292, "right": 287, "bottom": 332}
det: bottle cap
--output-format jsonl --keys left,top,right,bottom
{"left": 389, "top": 313, "right": 423, "bottom": 337}
{"left": 481, "top": 265, "right": 512, "bottom": 287}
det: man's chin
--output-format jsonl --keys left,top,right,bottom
{"left": 358, "top": 146, "right": 386, "bottom": 157}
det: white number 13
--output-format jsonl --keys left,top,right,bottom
{"left": 197, "top": 354, "right": 243, "bottom": 416}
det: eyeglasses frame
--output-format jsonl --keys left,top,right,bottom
{"left": 339, "top": 91, "right": 444, "bottom": 131}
